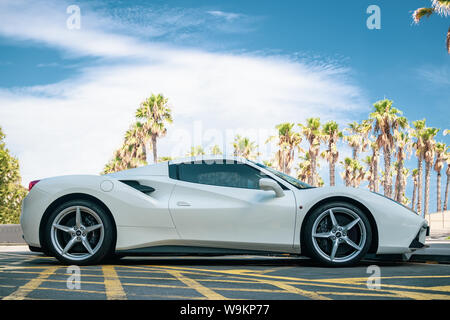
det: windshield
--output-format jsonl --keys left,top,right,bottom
{"left": 251, "top": 161, "right": 313, "bottom": 189}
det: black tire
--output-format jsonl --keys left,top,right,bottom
{"left": 303, "top": 201, "right": 372, "bottom": 267}
{"left": 43, "top": 199, "right": 116, "bottom": 265}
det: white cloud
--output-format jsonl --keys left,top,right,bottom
{"left": 207, "top": 10, "right": 242, "bottom": 21}
{"left": 0, "top": 0, "right": 368, "bottom": 185}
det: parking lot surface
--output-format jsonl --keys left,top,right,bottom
{"left": 0, "top": 251, "right": 449, "bottom": 300}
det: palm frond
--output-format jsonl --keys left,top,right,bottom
{"left": 432, "top": 0, "right": 450, "bottom": 16}
{"left": 412, "top": 7, "right": 435, "bottom": 23}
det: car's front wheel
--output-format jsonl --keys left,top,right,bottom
{"left": 43, "top": 199, "right": 115, "bottom": 265}
{"left": 303, "top": 201, "right": 372, "bottom": 267}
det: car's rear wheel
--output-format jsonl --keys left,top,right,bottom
{"left": 303, "top": 201, "right": 372, "bottom": 267}
{"left": 43, "top": 199, "right": 115, "bottom": 265}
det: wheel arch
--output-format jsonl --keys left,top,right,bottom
{"left": 300, "top": 196, "right": 379, "bottom": 254}
{"left": 39, "top": 193, "right": 117, "bottom": 252}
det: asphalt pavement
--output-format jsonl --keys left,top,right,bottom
{"left": 0, "top": 249, "right": 449, "bottom": 300}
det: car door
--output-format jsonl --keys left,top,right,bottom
{"left": 168, "top": 160, "right": 297, "bottom": 251}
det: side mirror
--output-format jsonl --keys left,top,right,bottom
{"left": 259, "top": 178, "right": 285, "bottom": 198}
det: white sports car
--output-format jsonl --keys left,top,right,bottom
{"left": 21, "top": 156, "right": 429, "bottom": 266}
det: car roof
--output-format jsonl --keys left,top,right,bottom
{"left": 169, "top": 155, "right": 252, "bottom": 165}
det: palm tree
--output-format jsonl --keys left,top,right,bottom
{"left": 434, "top": 142, "right": 448, "bottom": 211}
{"left": 411, "top": 168, "right": 419, "bottom": 211}
{"left": 393, "top": 130, "right": 412, "bottom": 204}
{"left": 263, "top": 160, "right": 275, "bottom": 168}
{"left": 444, "top": 151, "right": 450, "bottom": 211}
{"left": 158, "top": 156, "right": 173, "bottom": 162}
{"left": 321, "top": 121, "right": 342, "bottom": 186}
{"left": 351, "top": 159, "right": 366, "bottom": 188}
{"left": 102, "top": 122, "right": 147, "bottom": 174}
{"left": 344, "top": 120, "right": 372, "bottom": 160}
{"left": 297, "top": 152, "right": 320, "bottom": 184}
{"left": 412, "top": 120, "right": 427, "bottom": 213}
{"left": 209, "top": 145, "right": 222, "bottom": 155}
{"left": 299, "top": 118, "right": 321, "bottom": 187}
{"left": 444, "top": 130, "right": 450, "bottom": 211}
{"left": 370, "top": 99, "right": 407, "bottom": 198}
{"left": 266, "top": 123, "right": 303, "bottom": 175}
{"left": 423, "top": 127, "right": 440, "bottom": 219}
{"left": 369, "top": 137, "right": 380, "bottom": 192}
{"left": 412, "top": 0, "right": 450, "bottom": 54}
{"left": 135, "top": 94, "right": 173, "bottom": 164}
{"left": 341, "top": 157, "right": 363, "bottom": 187}
{"left": 232, "top": 135, "right": 259, "bottom": 160}
{"left": 186, "top": 146, "right": 206, "bottom": 157}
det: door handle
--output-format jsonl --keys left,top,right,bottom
{"left": 176, "top": 201, "right": 191, "bottom": 207}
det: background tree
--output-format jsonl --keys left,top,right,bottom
{"left": 444, "top": 150, "right": 450, "bottom": 211}
{"left": 434, "top": 142, "right": 448, "bottom": 211}
{"left": 321, "top": 121, "right": 342, "bottom": 186}
{"left": 102, "top": 122, "right": 147, "bottom": 174}
{"left": 370, "top": 99, "right": 407, "bottom": 198}
{"left": 0, "top": 127, "right": 27, "bottom": 224}
{"left": 412, "top": 0, "right": 450, "bottom": 54}
{"left": 412, "top": 120, "right": 427, "bottom": 213}
{"left": 135, "top": 93, "right": 173, "bottom": 164}
{"left": 411, "top": 168, "right": 419, "bottom": 211}
{"left": 209, "top": 145, "right": 222, "bottom": 155}
{"left": 393, "top": 130, "right": 411, "bottom": 204}
{"left": 344, "top": 120, "right": 371, "bottom": 160}
{"left": 341, "top": 157, "right": 353, "bottom": 187}
{"left": 232, "top": 135, "right": 259, "bottom": 160}
{"left": 266, "top": 123, "right": 302, "bottom": 175}
{"left": 422, "top": 127, "right": 440, "bottom": 218}
{"left": 299, "top": 118, "right": 322, "bottom": 187}
{"left": 368, "top": 137, "right": 380, "bottom": 192}
{"left": 186, "top": 146, "right": 206, "bottom": 157}
{"left": 296, "top": 152, "right": 319, "bottom": 184}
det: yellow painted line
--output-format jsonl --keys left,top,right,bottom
{"left": 149, "top": 265, "right": 450, "bottom": 299}
{"left": 256, "top": 279, "right": 331, "bottom": 300}
{"left": 317, "top": 291, "right": 399, "bottom": 298}
{"left": 102, "top": 266, "right": 126, "bottom": 300}
{"left": 2, "top": 266, "right": 58, "bottom": 300}
{"left": 162, "top": 266, "right": 329, "bottom": 300}
{"left": 165, "top": 269, "right": 226, "bottom": 300}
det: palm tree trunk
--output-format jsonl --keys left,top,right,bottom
{"left": 310, "top": 156, "right": 317, "bottom": 187}
{"left": 412, "top": 182, "right": 417, "bottom": 211}
{"left": 151, "top": 135, "right": 157, "bottom": 164}
{"left": 437, "top": 171, "right": 442, "bottom": 212}
{"left": 330, "top": 161, "right": 335, "bottom": 186}
{"left": 373, "top": 154, "right": 379, "bottom": 193}
{"left": 424, "top": 162, "right": 431, "bottom": 219}
{"left": 383, "top": 148, "right": 392, "bottom": 198}
{"left": 395, "top": 158, "right": 404, "bottom": 203}
{"left": 444, "top": 172, "right": 449, "bottom": 211}
{"left": 417, "top": 157, "right": 423, "bottom": 214}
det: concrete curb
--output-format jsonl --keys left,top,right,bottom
{"left": 0, "top": 224, "right": 25, "bottom": 244}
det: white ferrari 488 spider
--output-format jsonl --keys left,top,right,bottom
{"left": 21, "top": 156, "right": 429, "bottom": 266}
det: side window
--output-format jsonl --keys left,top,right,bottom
{"left": 172, "top": 162, "right": 267, "bottom": 189}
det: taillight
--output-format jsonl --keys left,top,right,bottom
{"left": 29, "top": 180, "right": 40, "bottom": 191}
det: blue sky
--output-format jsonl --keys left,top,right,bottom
{"left": 0, "top": 0, "right": 448, "bottom": 210}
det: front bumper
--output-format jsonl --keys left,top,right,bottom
{"left": 409, "top": 224, "right": 429, "bottom": 249}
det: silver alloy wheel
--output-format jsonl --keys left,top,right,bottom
{"left": 50, "top": 206, "right": 104, "bottom": 261}
{"left": 311, "top": 207, "right": 366, "bottom": 263}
